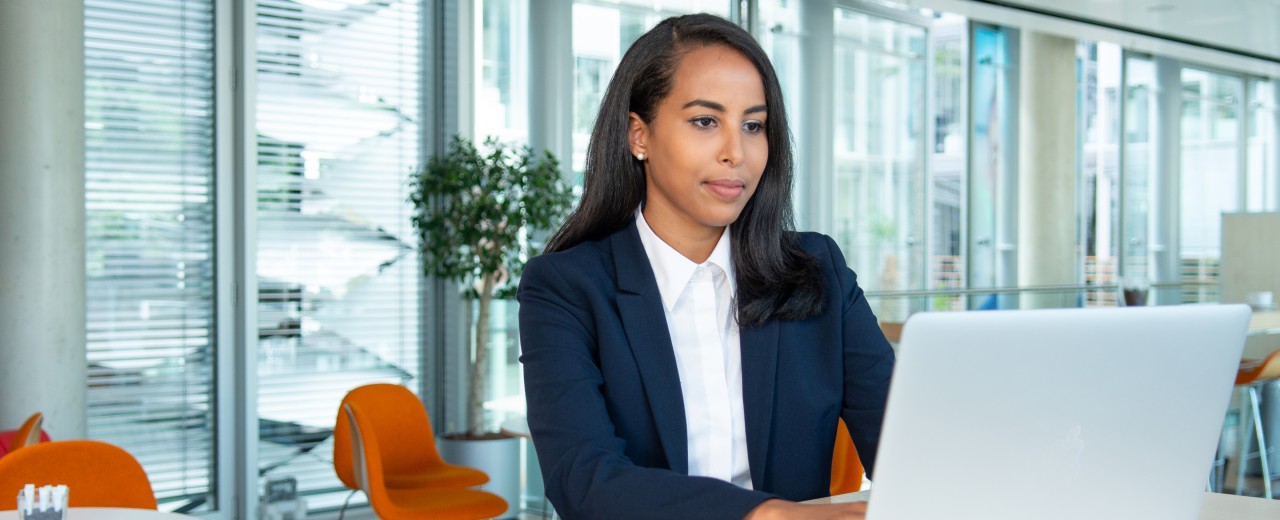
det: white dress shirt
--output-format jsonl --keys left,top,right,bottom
{"left": 635, "top": 211, "right": 753, "bottom": 489}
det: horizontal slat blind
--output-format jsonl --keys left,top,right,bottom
{"left": 255, "top": 0, "right": 423, "bottom": 511}
{"left": 84, "top": 0, "right": 217, "bottom": 512}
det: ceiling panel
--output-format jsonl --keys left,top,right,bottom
{"left": 979, "top": 0, "right": 1280, "bottom": 62}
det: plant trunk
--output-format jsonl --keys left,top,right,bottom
{"left": 469, "top": 271, "right": 498, "bottom": 437}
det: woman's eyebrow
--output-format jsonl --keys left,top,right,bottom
{"left": 681, "top": 99, "right": 768, "bottom": 116}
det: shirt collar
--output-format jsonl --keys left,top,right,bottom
{"left": 635, "top": 209, "right": 736, "bottom": 313}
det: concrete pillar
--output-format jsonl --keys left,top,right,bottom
{"left": 0, "top": 0, "right": 87, "bottom": 438}
{"left": 1016, "top": 31, "right": 1077, "bottom": 308}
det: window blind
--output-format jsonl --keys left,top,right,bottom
{"left": 254, "top": 0, "right": 423, "bottom": 511}
{"left": 84, "top": 0, "right": 217, "bottom": 512}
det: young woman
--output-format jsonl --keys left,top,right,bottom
{"left": 517, "top": 13, "right": 894, "bottom": 520}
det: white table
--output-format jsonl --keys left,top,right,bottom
{"left": 807, "top": 491, "right": 1280, "bottom": 519}
{"left": 0, "top": 508, "right": 193, "bottom": 519}
{"left": 1249, "top": 310, "right": 1280, "bottom": 336}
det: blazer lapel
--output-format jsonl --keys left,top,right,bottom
{"left": 740, "top": 319, "right": 780, "bottom": 487}
{"left": 610, "top": 223, "right": 689, "bottom": 474}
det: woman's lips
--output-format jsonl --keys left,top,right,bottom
{"left": 704, "top": 179, "right": 745, "bottom": 199}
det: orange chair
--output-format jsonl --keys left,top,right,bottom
{"left": 879, "top": 321, "right": 904, "bottom": 344}
{"left": 11, "top": 412, "right": 44, "bottom": 452}
{"left": 1234, "top": 349, "right": 1280, "bottom": 498}
{"left": 0, "top": 440, "right": 157, "bottom": 510}
{"left": 333, "top": 384, "right": 489, "bottom": 491}
{"left": 830, "top": 418, "right": 864, "bottom": 495}
{"left": 342, "top": 401, "right": 508, "bottom": 519}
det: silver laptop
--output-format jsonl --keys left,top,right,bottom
{"left": 867, "top": 305, "right": 1252, "bottom": 520}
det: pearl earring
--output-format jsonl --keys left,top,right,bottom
{"left": 635, "top": 152, "right": 646, "bottom": 161}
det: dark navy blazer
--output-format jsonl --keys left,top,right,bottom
{"left": 517, "top": 221, "right": 894, "bottom": 520}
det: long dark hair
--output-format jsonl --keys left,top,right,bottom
{"left": 544, "top": 13, "right": 823, "bottom": 327}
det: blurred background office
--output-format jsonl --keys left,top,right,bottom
{"left": 1, "top": 0, "right": 1277, "bottom": 518}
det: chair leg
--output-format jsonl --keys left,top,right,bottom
{"left": 1208, "top": 450, "right": 1225, "bottom": 493}
{"left": 1250, "top": 385, "right": 1273, "bottom": 499}
{"left": 1240, "top": 386, "right": 1252, "bottom": 495}
{"left": 337, "top": 489, "right": 358, "bottom": 520}
{"left": 1210, "top": 412, "right": 1229, "bottom": 493}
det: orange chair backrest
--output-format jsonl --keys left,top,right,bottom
{"left": 1237, "top": 349, "right": 1280, "bottom": 386}
{"left": 0, "top": 440, "right": 157, "bottom": 510}
{"left": 830, "top": 418, "right": 864, "bottom": 495}
{"left": 11, "top": 413, "right": 43, "bottom": 451}
{"left": 333, "top": 384, "right": 442, "bottom": 490}
{"left": 342, "top": 402, "right": 385, "bottom": 495}
{"left": 343, "top": 402, "right": 508, "bottom": 520}
{"left": 1233, "top": 348, "right": 1280, "bottom": 386}
{"left": 879, "top": 321, "right": 904, "bottom": 344}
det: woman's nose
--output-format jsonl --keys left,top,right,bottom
{"left": 720, "top": 132, "right": 743, "bottom": 167}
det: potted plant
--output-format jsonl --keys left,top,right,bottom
{"left": 409, "top": 134, "right": 573, "bottom": 516}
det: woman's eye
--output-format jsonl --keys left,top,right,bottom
{"left": 744, "top": 121, "right": 765, "bottom": 134}
{"left": 690, "top": 116, "right": 717, "bottom": 129}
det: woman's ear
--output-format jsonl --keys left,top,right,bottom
{"left": 628, "top": 112, "right": 648, "bottom": 159}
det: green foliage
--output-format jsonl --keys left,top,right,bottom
{"left": 410, "top": 135, "right": 573, "bottom": 299}
{"left": 411, "top": 135, "right": 573, "bottom": 436}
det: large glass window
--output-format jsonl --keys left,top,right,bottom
{"left": 967, "top": 24, "right": 1018, "bottom": 309}
{"left": 758, "top": 0, "right": 803, "bottom": 155}
{"left": 473, "top": 0, "right": 532, "bottom": 438}
{"left": 477, "top": 0, "right": 529, "bottom": 143}
{"left": 255, "top": 0, "right": 423, "bottom": 511}
{"left": 1121, "top": 55, "right": 1158, "bottom": 297}
{"left": 928, "top": 13, "right": 967, "bottom": 311}
{"left": 1078, "top": 41, "right": 1123, "bottom": 306}
{"left": 84, "top": 0, "right": 217, "bottom": 512}
{"left": 758, "top": 0, "right": 809, "bottom": 226}
{"left": 1179, "top": 67, "right": 1244, "bottom": 303}
{"left": 1247, "top": 78, "right": 1277, "bottom": 212}
{"left": 828, "top": 7, "right": 927, "bottom": 322}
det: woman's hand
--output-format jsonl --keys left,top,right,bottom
{"left": 743, "top": 499, "right": 868, "bottom": 520}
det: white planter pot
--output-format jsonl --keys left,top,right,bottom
{"left": 436, "top": 434, "right": 521, "bottom": 519}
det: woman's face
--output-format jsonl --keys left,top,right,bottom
{"left": 630, "top": 44, "right": 768, "bottom": 241}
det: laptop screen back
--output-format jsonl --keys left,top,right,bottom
{"left": 867, "top": 305, "right": 1251, "bottom": 520}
